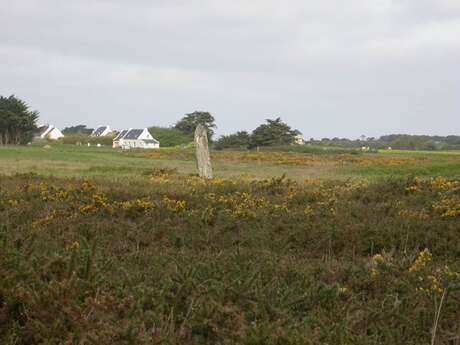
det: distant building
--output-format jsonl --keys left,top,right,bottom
{"left": 91, "top": 125, "right": 114, "bottom": 137}
{"left": 294, "top": 134, "right": 306, "bottom": 145}
{"left": 113, "top": 128, "right": 160, "bottom": 149}
{"left": 37, "top": 125, "right": 64, "bottom": 140}
{"left": 112, "top": 129, "right": 128, "bottom": 148}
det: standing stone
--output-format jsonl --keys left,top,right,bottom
{"left": 194, "top": 124, "right": 213, "bottom": 179}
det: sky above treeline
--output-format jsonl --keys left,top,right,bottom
{"left": 1, "top": 0, "right": 459, "bottom": 139}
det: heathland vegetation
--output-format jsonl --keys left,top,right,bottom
{"left": 1, "top": 164, "right": 460, "bottom": 344}
{"left": 1, "top": 95, "right": 460, "bottom": 344}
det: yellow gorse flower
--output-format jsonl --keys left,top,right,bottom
{"left": 409, "top": 249, "right": 432, "bottom": 273}
{"left": 372, "top": 254, "right": 384, "bottom": 263}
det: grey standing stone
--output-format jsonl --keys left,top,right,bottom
{"left": 194, "top": 124, "right": 213, "bottom": 179}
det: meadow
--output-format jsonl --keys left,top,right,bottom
{"left": 1, "top": 143, "right": 460, "bottom": 181}
{"left": 1, "top": 143, "right": 460, "bottom": 344}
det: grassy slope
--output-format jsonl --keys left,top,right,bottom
{"left": 1, "top": 144, "right": 459, "bottom": 181}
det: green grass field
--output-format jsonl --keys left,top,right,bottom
{"left": 379, "top": 149, "right": 460, "bottom": 156}
{"left": 1, "top": 144, "right": 459, "bottom": 181}
{"left": 1, "top": 144, "right": 460, "bottom": 344}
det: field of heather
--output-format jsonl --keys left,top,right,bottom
{"left": 1, "top": 145, "right": 460, "bottom": 344}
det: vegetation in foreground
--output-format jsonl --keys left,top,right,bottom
{"left": 1, "top": 172, "right": 460, "bottom": 344}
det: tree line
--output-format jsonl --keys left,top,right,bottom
{"left": 312, "top": 135, "right": 460, "bottom": 151}
{"left": 150, "top": 112, "right": 301, "bottom": 149}
{"left": 2, "top": 94, "right": 459, "bottom": 151}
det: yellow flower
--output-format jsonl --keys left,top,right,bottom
{"left": 338, "top": 287, "right": 348, "bottom": 294}
{"left": 431, "top": 176, "right": 459, "bottom": 190}
{"left": 79, "top": 204, "right": 97, "bottom": 214}
{"left": 370, "top": 267, "right": 379, "bottom": 278}
{"left": 372, "top": 254, "right": 384, "bottom": 263}
{"left": 409, "top": 249, "right": 432, "bottom": 272}
{"left": 427, "top": 275, "right": 443, "bottom": 294}
{"left": 162, "top": 196, "right": 186, "bottom": 212}
{"left": 406, "top": 185, "right": 421, "bottom": 193}
{"left": 69, "top": 241, "right": 80, "bottom": 250}
{"left": 120, "top": 198, "right": 154, "bottom": 213}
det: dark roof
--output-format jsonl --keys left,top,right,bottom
{"left": 142, "top": 139, "right": 159, "bottom": 144}
{"left": 92, "top": 126, "right": 107, "bottom": 136}
{"left": 38, "top": 125, "right": 50, "bottom": 135}
{"left": 113, "top": 129, "right": 128, "bottom": 141}
{"left": 123, "top": 129, "right": 143, "bottom": 140}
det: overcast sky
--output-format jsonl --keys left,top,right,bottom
{"left": 1, "top": 0, "right": 459, "bottom": 138}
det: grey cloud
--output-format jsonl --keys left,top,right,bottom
{"left": 1, "top": 0, "right": 459, "bottom": 138}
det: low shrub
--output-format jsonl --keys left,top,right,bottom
{"left": 1, "top": 174, "right": 460, "bottom": 344}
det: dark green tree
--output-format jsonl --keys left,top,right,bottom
{"left": 214, "top": 131, "right": 251, "bottom": 150}
{"left": 148, "top": 126, "right": 192, "bottom": 147}
{"left": 0, "top": 95, "right": 39, "bottom": 145}
{"left": 175, "top": 111, "right": 216, "bottom": 140}
{"left": 62, "top": 125, "right": 93, "bottom": 135}
{"left": 250, "top": 117, "right": 300, "bottom": 148}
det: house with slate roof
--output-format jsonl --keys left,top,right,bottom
{"left": 91, "top": 125, "right": 113, "bottom": 137}
{"left": 112, "top": 129, "right": 128, "bottom": 148}
{"left": 113, "top": 128, "right": 159, "bottom": 149}
{"left": 37, "top": 124, "right": 64, "bottom": 140}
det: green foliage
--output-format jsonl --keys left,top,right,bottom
{"left": 62, "top": 125, "right": 93, "bottom": 135}
{"left": 175, "top": 111, "right": 216, "bottom": 140}
{"left": 60, "top": 134, "right": 114, "bottom": 146}
{"left": 257, "top": 144, "right": 360, "bottom": 155}
{"left": 0, "top": 95, "right": 39, "bottom": 145}
{"left": 1, "top": 174, "right": 460, "bottom": 344}
{"left": 214, "top": 131, "right": 251, "bottom": 150}
{"left": 250, "top": 117, "right": 300, "bottom": 148}
{"left": 148, "top": 126, "right": 192, "bottom": 147}
{"left": 379, "top": 135, "right": 447, "bottom": 150}
{"left": 214, "top": 118, "right": 301, "bottom": 150}
{"left": 313, "top": 135, "right": 460, "bottom": 151}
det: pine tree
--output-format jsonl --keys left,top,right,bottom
{"left": 0, "top": 95, "right": 39, "bottom": 145}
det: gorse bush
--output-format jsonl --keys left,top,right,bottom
{"left": 1, "top": 174, "right": 460, "bottom": 344}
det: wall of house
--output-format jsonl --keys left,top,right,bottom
{"left": 114, "top": 128, "right": 159, "bottom": 149}
{"left": 138, "top": 129, "right": 154, "bottom": 140}
{"left": 120, "top": 139, "right": 159, "bottom": 150}
{"left": 49, "top": 128, "right": 64, "bottom": 140}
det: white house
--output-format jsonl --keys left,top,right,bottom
{"left": 294, "top": 134, "right": 306, "bottom": 145}
{"left": 112, "top": 129, "right": 128, "bottom": 148}
{"left": 91, "top": 125, "right": 114, "bottom": 137}
{"left": 113, "top": 128, "right": 160, "bottom": 149}
{"left": 37, "top": 125, "right": 64, "bottom": 140}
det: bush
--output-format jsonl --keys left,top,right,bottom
{"left": 148, "top": 127, "right": 192, "bottom": 147}
{"left": 1, "top": 174, "right": 460, "bottom": 343}
{"left": 214, "top": 131, "right": 251, "bottom": 150}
